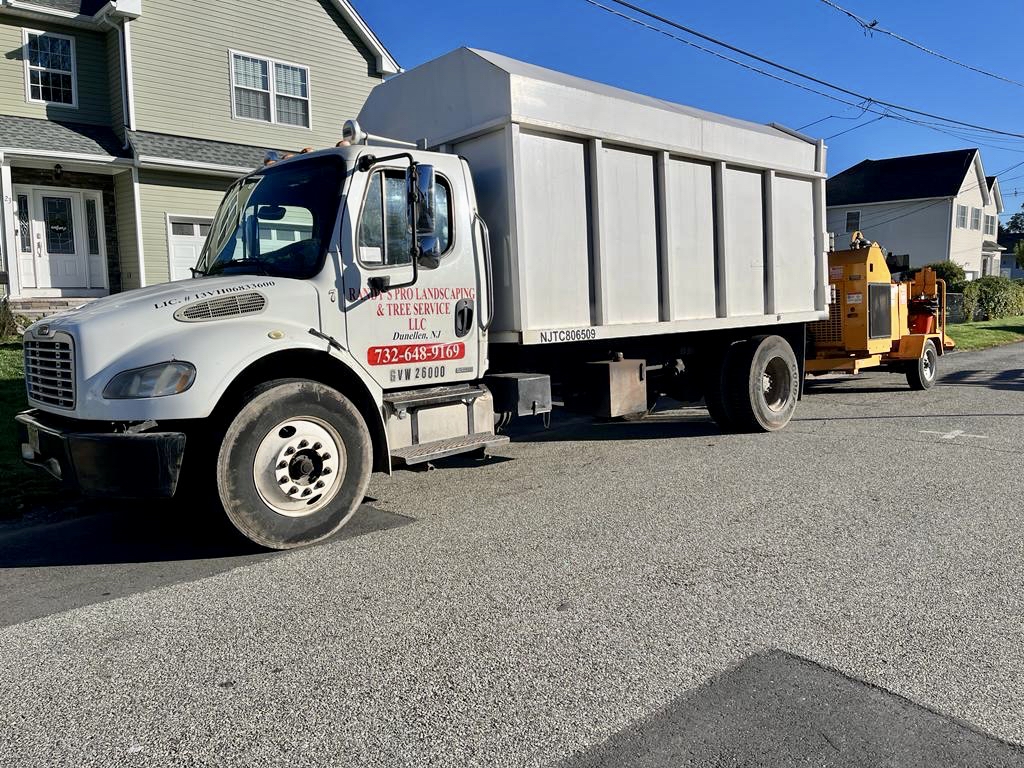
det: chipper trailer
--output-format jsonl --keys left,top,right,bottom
{"left": 15, "top": 48, "right": 830, "bottom": 549}
{"left": 806, "top": 233, "right": 954, "bottom": 389}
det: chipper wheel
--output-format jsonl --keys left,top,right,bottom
{"left": 216, "top": 379, "right": 372, "bottom": 549}
{"left": 724, "top": 335, "right": 800, "bottom": 432}
{"left": 906, "top": 339, "right": 938, "bottom": 391}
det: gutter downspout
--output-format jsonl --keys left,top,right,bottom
{"left": 98, "top": 15, "right": 131, "bottom": 148}
{"left": 128, "top": 135, "right": 146, "bottom": 288}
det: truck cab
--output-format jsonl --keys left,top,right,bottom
{"left": 17, "top": 144, "right": 506, "bottom": 549}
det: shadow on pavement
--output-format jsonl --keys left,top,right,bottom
{"left": 0, "top": 499, "right": 414, "bottom": 627}
{"left": 940, "top": 368, "right": 1024, "bottom": 391}
{"left": 508, "top": 407, "right": 722, "bottom": 444}
{"left": 564, "top": 650, "right": 1024, "bottom": 768}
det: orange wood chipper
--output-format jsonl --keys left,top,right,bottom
{"left": 806, "top": 233, "right": 955, "bottom": 390}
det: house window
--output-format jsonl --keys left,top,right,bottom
{"left": 844, "top": 211, "right": 860, "bottom": 232}
{"left": 956, "top": 204, "right": 968, "bottom": 228}
{"left": 231, "top": 51, "right": 310, "bottom": 128}
{"left": 23, "top": 30, "right": 76, "bottom": 107}
{"left": 971, "top": 208, "right": 981, "bottom": 230}
{"left": 984, "top": 214, "right": 997, "bottom": 236}
{"left": 85, "top": 198, "right": 100, "bottom": 256}
{"left": 16, "top": 194, "right": 30, "bottom": 253}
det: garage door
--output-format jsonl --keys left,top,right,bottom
{"left": 168, "top": 218, "right": 211, "bottom": 282}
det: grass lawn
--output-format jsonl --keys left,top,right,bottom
{"left": 0, "top": 338, "right": 68, "bottom": 516}
{"left": 946, "top": 317, "right": 1024, "bottom": 352}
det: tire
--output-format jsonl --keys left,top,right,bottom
{"left": 725, "top": 335, "right": 800, "bottom": 432}
{"left": 216, "top": 379, "right": 372, "bottom": 549}
{"left": 702, "top": 344, "right": 740, "bottom": 431}
{"left": 906, "top": 340, "right": 938, "bottom": 391}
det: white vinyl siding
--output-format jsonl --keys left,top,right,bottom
{"left": 970, "top": 207, "right": 981, "bottom": 230}
{"left": 230, "top": 51, "right": 310, "bottom": 128}
{"left": 23, "top": 29, "right": 76, "bottom": 107}
{"left": 956, "top": 204, "right": 968, "bottom": 228}
{"left": 129, "top": 0, "right": 381, "bottom": 148}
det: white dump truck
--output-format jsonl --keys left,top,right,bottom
{"left": 16, "top": 49, "right": 828, "bottom": 548}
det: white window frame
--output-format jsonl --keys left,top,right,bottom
{"left": 984, "top": 214, "right": 997, "bottom": 236}
{"left": 229, "top": 49, "right": 312, "bottom": 129}
{"left": 970, "top": 207, "right": 981, "bottom": 231}
{"left": 22, "top": 28, "right": 77, "bottom": 108}
{"left": 956, "top": 204, "right": 968, "bottom": 229}
{"left": 844, "top": 210, "right": 860, "bottom": 233}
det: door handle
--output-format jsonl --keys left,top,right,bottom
{"left": 454, "top": 298, "right": 474, "bottom": 338}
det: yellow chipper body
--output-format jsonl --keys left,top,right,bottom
{"left": 807, "top": 235, "right": 954, "bottom": 390}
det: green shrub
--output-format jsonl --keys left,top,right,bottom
{"left": 0, "top": 298, "right": 17, "bottom": 339}
{"left": 962, "top": 276, "right": 1024, "bottom": 320}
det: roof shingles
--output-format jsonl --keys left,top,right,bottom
{"left": 827, "top": 149, "right": 979, "bottom": 206}
{"left": 129, "top": 131, "right": 289, "bottom": 170}
{"left": 0, "top": 115, "right": 128, "bottom": 157}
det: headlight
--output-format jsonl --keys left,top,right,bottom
{"left": 103, "top": 362, "right": 196, "bottom": 399}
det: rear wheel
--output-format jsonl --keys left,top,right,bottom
{"left": 216, "top": 379, "right": 372, "bottom": 549}
{"left": 702, "top": 344, "right": 740, "bottom": 431}
{"left": 725, "top": 335, "right": 800, "bottom": 432}
{"left": 906, "top": 340, "right": 938, "bottom": 390}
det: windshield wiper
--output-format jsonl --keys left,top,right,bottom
{"left": 207, "top": 258, "right": 271, "bottom": 277}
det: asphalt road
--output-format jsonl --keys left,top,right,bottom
{"left": 1, "top": 344, "right": 1023, "bottom": 767}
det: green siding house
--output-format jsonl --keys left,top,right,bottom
{"left": 0, "top": 0, "right": 397, "bottom": 306}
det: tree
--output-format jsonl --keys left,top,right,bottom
{"left": 1015, "top": 240, "right": 1024, "bottom": 270}
{"left": 1005, "top": 203, "right": 1024, "bottom": 233}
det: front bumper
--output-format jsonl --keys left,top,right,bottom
{"left": 16, "top": 409, "right": 186, "bottom": 498}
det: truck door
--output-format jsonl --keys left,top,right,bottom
{"left": 341, "top": 157, "right": 483, "bottom": 390}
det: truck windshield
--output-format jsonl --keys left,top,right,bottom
{"left": 197, "top": 155, "right": 345, "bottom": 279}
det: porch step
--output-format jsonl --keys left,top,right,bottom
{"left": 6, "top": 298, "right": 95, "bottom": 325}
{"left": 390, "top": 432, "right": 509, "bottom": 466}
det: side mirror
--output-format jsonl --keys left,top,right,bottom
{"left": 406, "top": 164, "right": 439, "bottom": 268}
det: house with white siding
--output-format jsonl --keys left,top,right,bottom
{"left": 0, "top": 0, "right": 397, "bottom": 312}
{"left": 826, "top": 149, "right": 1004, "bottom": 280}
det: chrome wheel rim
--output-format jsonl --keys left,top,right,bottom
{"left": 761, "top": 356, "right": 793, "bottom": 412}
{"left": 253, "top": 417, "right": 346, "bottom": 517}
{"left": 923, "top": 349, "right": 936, "bottom": 380}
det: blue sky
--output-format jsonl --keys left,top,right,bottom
{"left": 356, "top": 0, "right": 1024, "bottom": 220}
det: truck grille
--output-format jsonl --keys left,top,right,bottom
{"left": 24, "top": 334, "right": 76, "bottom": 409}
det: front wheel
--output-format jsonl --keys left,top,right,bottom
{"left": 217, "top": 380, "right": 372, "bottom": 549}
{"left": 906, "top": 340, "right": 938, "bottom": 390}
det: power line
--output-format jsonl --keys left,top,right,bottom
{"left": 586, "top": 0, "right": 1024, "bottom": 141}
{"left": 818, "top": 0, "right": 1024, "bottom": 90}
{"left": 825, "top": 114, "right": 887, "bottom": 140}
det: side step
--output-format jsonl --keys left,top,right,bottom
{"left": 384, "top": 383, "right": 487, "bottom": 415}
{"left": 391, "top": 432, "right": 509, "bottom": 467}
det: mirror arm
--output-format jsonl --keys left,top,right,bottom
{"left": 356, "top": 152, "right": 417, "bottom": 173}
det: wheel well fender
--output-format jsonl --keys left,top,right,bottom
{"left": 212, "top": 349, "right": 390, "bottom": 473}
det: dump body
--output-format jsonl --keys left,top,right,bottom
{"left": 358, "top": 48, "right": 830, "bottom": 345}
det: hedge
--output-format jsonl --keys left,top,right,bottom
{"left": 962, "top": 276, "right": 1024, "bottom": 321}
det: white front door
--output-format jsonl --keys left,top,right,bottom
{"left": 13, "top": 185, "right": 106, "bottom": 294}
{"left": 31, "top": 189, "right": 89, "bottom": 289}
{"left": 167, "top": 217, "right": 212, "bottom": 281}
